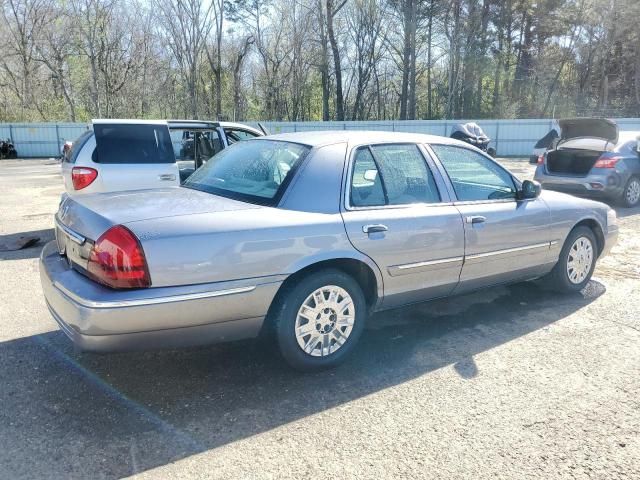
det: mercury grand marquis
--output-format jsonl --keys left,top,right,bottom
{"left": 40, "top": 131, "right": 618, "bottom": 370}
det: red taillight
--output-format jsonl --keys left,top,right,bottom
{"left": 71, "top": 167, "right": 98, "bottom": 190}
{"left": 537, "top": 154, "right": 545, "bottom": 165}
{"left": 593, "top": 155, "right": 622, "bottom": 169}
{"left": 87, "top": 225, "right": 151, "bottom": 289}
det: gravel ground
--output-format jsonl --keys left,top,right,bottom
{"left": 0, "top": 158, "right": 638, "bottom": 479}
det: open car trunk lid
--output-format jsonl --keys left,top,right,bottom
{"left": 545, "top": 118, "right": 618, "bottom": 176}
{"left": 557, "top": 118, "right": 618, "bottom": 146}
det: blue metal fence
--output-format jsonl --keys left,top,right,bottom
{"left": 2, "top": 119, "right": 640, "bottom": 158}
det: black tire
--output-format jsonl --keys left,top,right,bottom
{"left": 270, "top": 269, "right": 367, "bottom": 371}
{"left": 620, "top": 176, "right": 640, "bottom": 208}
{"left": 545, "top": 226, "right": 597, "bottom": 293}
{"left": 487, "top": 147, "right": 497, "bottom": 157}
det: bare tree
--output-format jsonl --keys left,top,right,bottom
{"left": 325, "top": 0, "right": 346, "bottom": 120}
{"left": 1, "top": 0, "right": 49, "bottom": 119}
{"left": 154, "top": 0, "right": 213, "bottom": 118}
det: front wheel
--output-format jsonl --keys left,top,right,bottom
{"left": 620, "top": 176, "right": 640, "bottom": 208}
{"left": 271, "top": 269, "right": 367, "bottom": 371}
{"left": 545, "top": 226, "right": 597, "bottom": 293}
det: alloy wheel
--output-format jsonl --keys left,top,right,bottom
{"left": 566, "top": 236, "right": 594, "bottom": 285}
{"left": 294, "top": 285, "right": 355, "bottom": 357}
{"left": 626, "top": 178, "right": 640, "bottom": 206}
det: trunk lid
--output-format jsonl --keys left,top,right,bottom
{"left": 54, "top": 188, "right": 263, "bottom": 286}
{"left": 557, "top": 118, "right": 618, "bottom": 146}
{"left": 56, "top": 187, "right": 260, "bottom": 241}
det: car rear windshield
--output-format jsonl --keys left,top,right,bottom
{"left": 93, "top": 124, "right": 175, "bottom": 164}
{"left": 183, "top": 140, "right": 309, "bottom": 205}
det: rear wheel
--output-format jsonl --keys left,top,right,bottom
{"left": 545, "top": 226, "right": 597, "bottom": 293}
{"left": 621, "top": 176, "right": 640, "bottom": 208}
{"left": 271, "top": 269, "right": 366, "bottom": 371}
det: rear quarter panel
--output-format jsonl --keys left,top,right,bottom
{"left": 540, "top": 190, "right": 609, "bottom": 257}
{"left": 125, "top": 208, "right": 381, "bottom": 289}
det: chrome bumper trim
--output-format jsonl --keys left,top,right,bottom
{"left": 53, "top": 283, "right": 257, "bottom": 309}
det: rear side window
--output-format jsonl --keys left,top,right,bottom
{"left": 431, "top": 144, "right": 516, "bottom": 201}
{"left": 350, "top": 144, "right": 440, "bottom": 207}
{"left": 93, "top": 124, "right": 175, "bottom": 164}
{"left": 65, "top": 130, "right": 92, "bottom": 164}
{"left": 350, "top": 148, "right": 386, "bottom": 207}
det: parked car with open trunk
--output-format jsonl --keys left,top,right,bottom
{"left": 534, "top": 118, "right": 640, "bottom": 207}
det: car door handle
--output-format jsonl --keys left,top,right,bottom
{"left": 465, "top": 216, "right": 486, "bottom": 224}
{"left": 363, "top": 224, "right": 388, "bottom": 234}
{"left": 158, "top": 174, "right": 176, "bottom": 181}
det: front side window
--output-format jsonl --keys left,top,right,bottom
{"left": 430, "top": 144, "right": 517, "bottom": 201}
{"left": 350, "top": 144, "right": 440, "bottom": 207}
{"left": 184, "top": 140, "right": 309, "bottom": 205}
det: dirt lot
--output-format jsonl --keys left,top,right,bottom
{"left": 0, "top": 158, "right": 638, "bottom": 479}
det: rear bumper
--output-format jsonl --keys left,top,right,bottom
{"left": 39, "top": 241, "right": 282, "bottom": 352}
{"left": 534, "top": 167, "right": 626, "bottom": 201}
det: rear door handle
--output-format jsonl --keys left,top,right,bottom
{"left": 363, "top": 224, "right": 388, "bottom": 234}
{"left": 465, "top": 216, "right": 486, "bottom": 224}
{"left": 158, "top": 174, "right": 177, "bottom": 181}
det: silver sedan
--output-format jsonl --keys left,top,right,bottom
{"left": 40, "top": 131, "right": 618, "bottom": 371}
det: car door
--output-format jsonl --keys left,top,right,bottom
{"left": 341, "top": 143, "right": 465, "bottom": 308}
{"left": 428, "top": 144, "right": 552, "bottom": 293}
{"left": 170, "top": 127, "right": 224, "bottom": 182}
{"left": 92, "top": 120, "right": 179, "bottom": 191}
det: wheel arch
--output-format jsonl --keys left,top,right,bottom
{"left": 274, "top": 254, "right": 384, "bottom": 314}
{"left": 572, "top": 217, "right": 605, "bottom": 256}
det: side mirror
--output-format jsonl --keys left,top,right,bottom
{"left": 520, "top": 179, "right": 541, "bottom": 199}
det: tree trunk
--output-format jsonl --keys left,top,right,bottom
{"left": 427, "top": 12, "right": 433, "bottom": 119}
{"left": 407, "top": 2, "right": 417, "bottom": 120}
{"left": 399, "top": 0, "right": 412, "bottom": 120}
{"left": 326, "top": 0, "right": 345, "bottom": 121}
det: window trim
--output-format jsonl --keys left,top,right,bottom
{"left": 426, "top": 143, "right": 522, "bottom": 205}
{"left": 344, "top": 142, "right": 446, "bottom": 211}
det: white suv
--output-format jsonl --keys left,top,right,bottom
{"left": 62, "top": 119, "right": 264, "bottom": 195}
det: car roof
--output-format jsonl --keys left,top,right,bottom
{"left": 257, "top": 130, "right": 465, "bottom": 148}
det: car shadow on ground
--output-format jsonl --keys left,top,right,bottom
{"left": 0, "top": 279, "right": 606, "bottom": 478}
{"left": 0, "top": 228, "right": 54, "bottom": 260}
